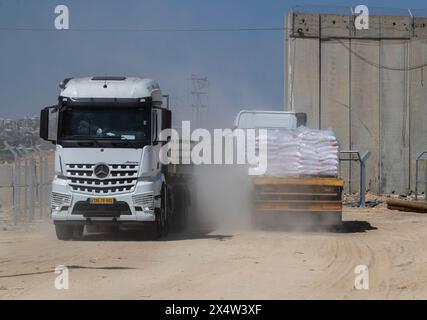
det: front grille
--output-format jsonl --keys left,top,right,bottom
{"left": 51, "top": 192, "right": 71, "bottom": 210}
{"left": 71, "top": 201, "right": 131, "bottom": 217}
{"left": 132, "top": 192, "right": 154, "bottom": 210}
{"left": 66, "top": 163, "right": 139, "bottom": 195}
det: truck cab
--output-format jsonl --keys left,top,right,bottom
{"left": 40, "top": 76, "right": 175, "bottom": 239}
{"left": 234, "top": 110, "right": 307, "bottom": 130}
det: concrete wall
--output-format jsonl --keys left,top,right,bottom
{"left": 287, "top": 38, "right": 320, "bottom": 129}
{"left": 320, "top": 40, "right": 351, "bottom": 192}
{"left": 0, "top": 164, "right": 13, "bottom": 187}
{"left": 350, "top": 40, "right": 380, "bottom": 193}
{"left": 285, "top": 12, "right": 427, "bottom": 194}
{"left": 409, "top": 39, "right": 427, "bottom": 193}
{"left": 0, "top": 164, "right": 13, "bottom": 223}
{"left": 379, "top": 40, "right": 410, "bottom": 193}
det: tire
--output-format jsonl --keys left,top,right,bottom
{"left": 154, "top": 185, "right": 169, "bottom": 239}
{"left": 55, "top": 224, "right": 75, "bottom": 240}
{"left": 170, "top": 186, "right": 188, "bottom": 233}
{"left": 161, "top": 185, "right": 170, "bottom": 237}
{"left": 74, "top": 225, "right": 84, "bottom": 238}
{"left": 86, "top": 224, "right": 99, "bottom": 233}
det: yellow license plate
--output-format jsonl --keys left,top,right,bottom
{"left": 90, "top": 198, "right": 115, "bottom": 204}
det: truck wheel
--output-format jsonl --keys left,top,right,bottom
{"left": 170, "top": 185, "right": 188, "bottom": 233}
{"left": 74, "top": 225, "right": 84, "bottom": 238}
{"left": 55, "top": 224, "right": 75, "bottom": 240}
{"left": 154, "top": 185, "right": 169, "bottom": 239}
{"left": 161, "top": 186, "right": 170, "bottom": 236}
{"left": 86, "top": 224, "right": 99, "bottom": 233}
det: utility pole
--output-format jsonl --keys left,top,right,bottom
{"left": 189, "top": 74, "right": 208, "bottom": 128}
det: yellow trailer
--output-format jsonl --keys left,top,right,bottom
{"left": 251, "top": 176, "right": 344, "bottom": 227}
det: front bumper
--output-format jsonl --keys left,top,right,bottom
{"left": 50, "top": 178, "right": 157, "bottom": 223}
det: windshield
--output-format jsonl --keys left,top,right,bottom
{"left": 59, "top": 106, "right": 150, "bottom": 142}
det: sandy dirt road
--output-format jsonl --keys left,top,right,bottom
{"left": 1, "top": 204, "right": 427, "bottom": 299}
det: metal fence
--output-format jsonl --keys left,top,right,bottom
{"left": 0, "top": 142, "right": 54, "bottom": 225}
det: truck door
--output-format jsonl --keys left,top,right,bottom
{"left": 152, "top": 109, "right": 162, "bottom": 173}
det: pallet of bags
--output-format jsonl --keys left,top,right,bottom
{"left": 262, "top": 127, "right": 339, "bottom": 177}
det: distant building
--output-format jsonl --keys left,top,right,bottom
{"left": 0, "top": 114, "right": 42, "bottom": 147}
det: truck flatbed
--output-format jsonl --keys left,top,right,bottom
{"left": 251, "top": 176, "right": 344, "bottom": 226}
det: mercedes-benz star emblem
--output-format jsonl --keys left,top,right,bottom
{"left": 94, "top": 163, "right": 110, "bottom": 179}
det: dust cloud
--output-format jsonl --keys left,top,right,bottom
{"left": 190, "top": 164, "right": 253, "bottom": 231}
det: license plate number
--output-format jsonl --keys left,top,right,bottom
{"left": 89, "top": 198, "right": 115, "bottom": 204}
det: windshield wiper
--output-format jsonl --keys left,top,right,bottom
{"left": 79, "top": 138, "right": 102, "bottom": 148}
{"left": 62, "top": 135, "right": 102, "bottom": 147}
{"left": 114, "top": 138, "right": 137, "bottom": 149}
{"left": 62, "top": 135, "right": 140, "bottom": 148}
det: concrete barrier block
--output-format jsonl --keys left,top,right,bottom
{"left": 320, "top": 14, "right": 351, "bottom": 38}
{"left": 291, "top": 13, "right": 320, "bottom": 38}
{"left": 354, "top": 15, "right": 381, "bottom": 39}
{"left": 413, "top": 18, "right": 427, "bottom": 39}
{"left": 0, "top": 164, "right": 13, "bottom": 187}
{"left": 380, "top": 16, "right": 411, "bottom": 39}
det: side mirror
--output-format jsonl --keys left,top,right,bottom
{"left": 152, "top": 108, "right": 171, "bottom": 145}
{"left": 152, "top": 109, "right": 159, "bottom": 145}
{"left": 40, "top": 106, "right": 58, "bottom": 142}
{"left": 157, "top": 109, "right": 172, "bottom": 144}
{"left": 40, "top": 108, "right": 49, "bottom": 140}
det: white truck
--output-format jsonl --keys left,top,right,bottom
{"left": 40, "top": 76, "right": 191, "bottom": 240}
{"left": 233, "top": 110, "right": 307, "bottom": 130}
{"left": 234, "top": 110, "right": 343, "bottom": 227}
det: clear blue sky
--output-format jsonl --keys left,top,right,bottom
{"left": 1, "top": 0, "right": 426, "bottom": 127}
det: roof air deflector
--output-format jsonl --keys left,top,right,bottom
{"left": 91, "top": 76, "right": 126, "bottom": 81}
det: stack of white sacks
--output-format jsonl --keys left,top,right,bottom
{"left": 261, "top": 127, "right": 339, "bottom": 177}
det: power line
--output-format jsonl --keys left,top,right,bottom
{"left": 0, "top": 25, "right": 412, "bottom": 33}
{"left": 0, "top": 26, "right": 288, "bottom": 33}
{"left": 3, "top": 23, "right": 427, "bottom": 71}
{"left": 335, "top": 38, "right": 427, "bottom": 71}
